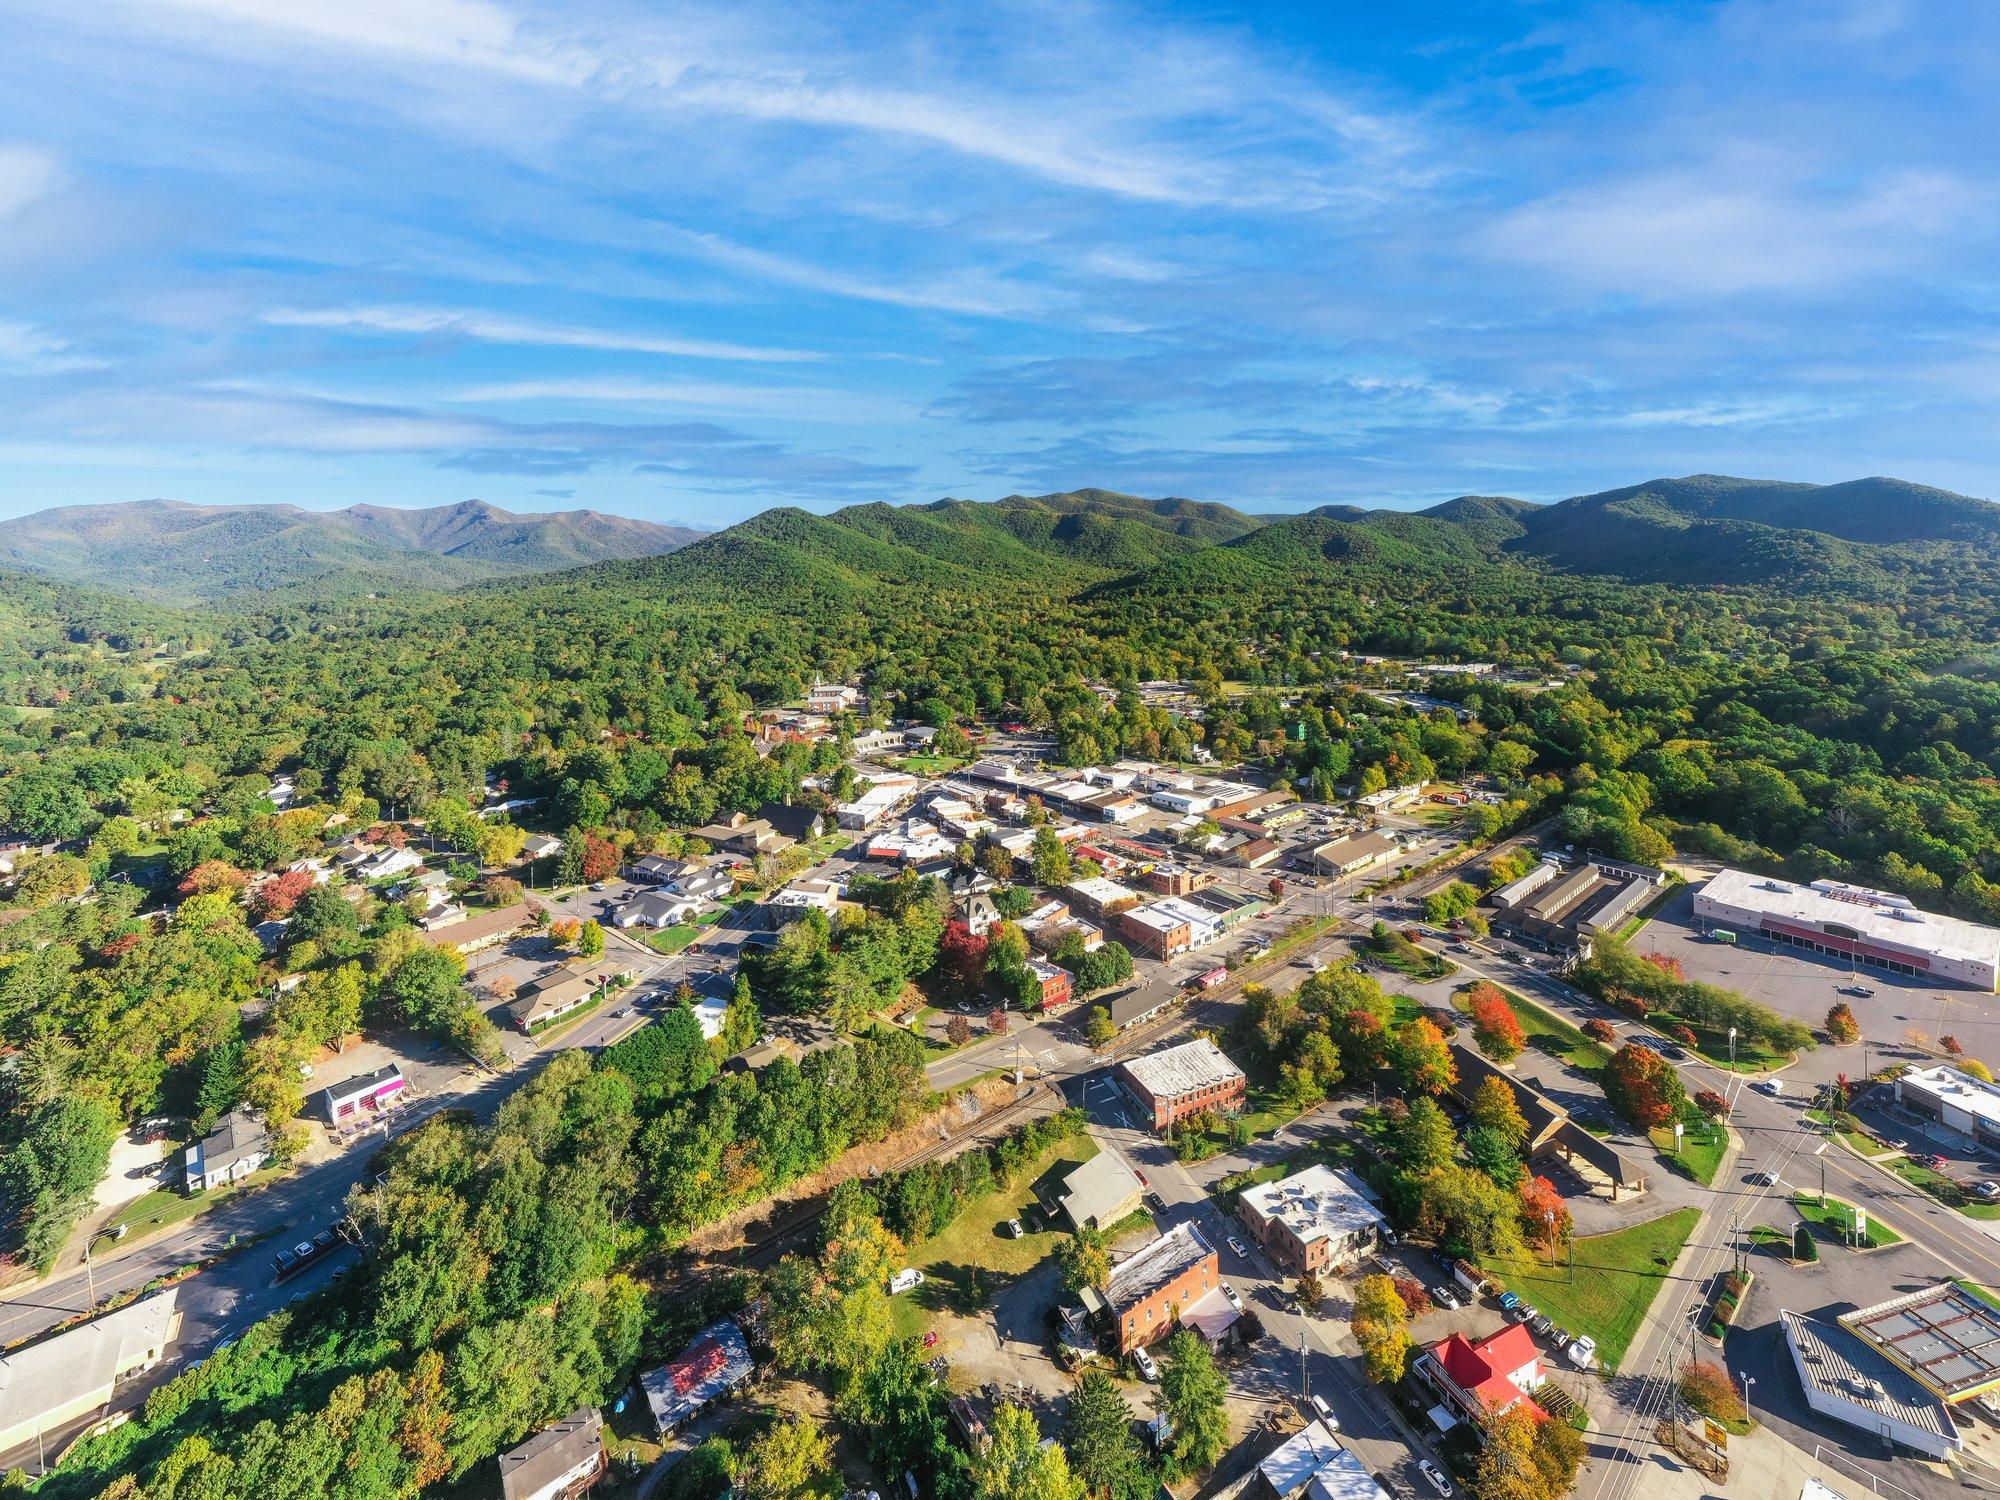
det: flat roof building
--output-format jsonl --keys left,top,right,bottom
{"left": 1895, "top": 1064, "right": 2000, "bottom": 1152}
{"left": 1304, "top": 830, "right": 1403, "bottom": 878}
{"left": 1696, "top": 867, "right": 2000, "bottom": 991}
{"left": 1102, "top": 1222, "right": 1218, "bottom": 1353}
{"left": 1839, "top": 1283, "right": 2000, "bottom": 1406}
{"left": 1119, "top": 1037, "right": 1247, "bottom": 1132}
{"left": 1783, "top": 1310, "right": 1959, "bottom": 1460}
{"left": 1237, "top": 1164, "right": 1384, "bottom": 1276}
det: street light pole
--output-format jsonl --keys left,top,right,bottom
{"left": 1728, "top": 1026, "right": 1738, "bottom": 1074}
{"left": 1740, "top": 1373, "right": 1756, "bottom": 1427}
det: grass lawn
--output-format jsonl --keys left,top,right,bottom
{"left": 901, "top": 1130, "right": 1102, "bottom": 1294}
{"left": 1955, "top": 1281, "right": 2000, "bottom": 1315}
{"left": 1883, "top": 1155, "right": 2000, "bottom": 1220}
{"left": 94, "top": 1165, "right": 286, "bottom": 1250}
{"left": 1660, "top": 1016, "right": 1790, "bottom": 1073}
{"left": 1650, "top": 1123, "right": 1728, "bottom": 1186}
{"left": 884, "top": 754, "right": 969, "bottom": 776}
{"left": 1457, "top": 983, "right": 1610, "bottom": 1077}
{"left": 1489, "top": 1207, "right": 1701, "bottom": 1373}
{"left": 642, "top": 908, "right": 729, "bottom": 954}
{"left": 1792, "top": 1191, "right": 1902, "bottom": 1248}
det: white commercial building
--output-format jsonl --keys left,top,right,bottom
{"left": 1237, "top": 1164, "right": 1386, "bottom": 1276}
{"left": 1895, "top": 1065, "right": 2000, "bottom": 1151}
{"left": 0, "top": 1290, "right": 181, "bottom": 1455}
{"left": 1781, "top": 1310, "right": 1960, "bottom": 1461}
{"left": 1694, "top": 868, "right": 2000, "bottom": 991}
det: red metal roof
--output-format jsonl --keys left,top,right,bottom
{"left": 1433, "top": 1324, "right": 1541, "bottom": 1413}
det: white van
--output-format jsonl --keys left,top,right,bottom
{"left": 1310, "top": 1394, "right": 1339, "bottom": 1430}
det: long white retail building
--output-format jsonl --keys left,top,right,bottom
{"left": 1693, "top": 868, "right": 2000, "bottom": 991}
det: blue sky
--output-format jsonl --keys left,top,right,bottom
{"left": 0, "top": 0, "right": 1994, "bottom": 527}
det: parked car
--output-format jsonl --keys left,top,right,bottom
{"left": 1132, "top": 1346, "right": 1160, "bottom": 1381}
{"left": 1566, "top": 1335, "right": 1599, "bottom": 1370}
{"left": 1419, "top": 1460, "right": 1454, "bottom": 1497}
{"left": 1223, "top": 1284, "right": 1243, "bottom": 1310}
{"left": 1227, "top": 1235, "right": 1248, "bottom": 1257}
{"left": 1429, "top": 1285, "right": 1462, "bottom": 1311}
{"left": 1972, "top": 1181, "right": 2000, "bottom": 1201}
{"left": 1509, "top": 1302, "right": 1538, "bottom": 1325}
{"left": 1310, "top": 1394, "right": 1339, "bottom": 1430}
{"left": 1917, "top": 1153, "right": 1950, "bottom": 1171}
{"left": 1005, "top": 1218, "right": 1025, "bottom": 1239}
{"left": 888, "top": 1268, "right": 926, "bottom": 1294}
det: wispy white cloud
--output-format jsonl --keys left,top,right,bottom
{"left": 663, "top": 228, "right": 1049, "bottom": 319}
{"left": 0, "top": 318, "right": 105, "bottom": 372}
{"left": 263, "top": 304, "right": 821, "bottom": 362}
{"left": 0, "top": 143, "right": 62, "bottom": 219}
{"left": 448, "top": 375, "right": 903, "bottom": 422}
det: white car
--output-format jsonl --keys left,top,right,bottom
{"left": 1419, "top": 1460, "right": 1454, "bottom": 1497}
{"left": 1132, "top": 1346, "right": 1160, "bottom": 1381}
{"left": 887, "top": 1268, "right": 926, "bottom": 1295}
{"left": 1227, "top": 1235, "right": 1248, "bottom": 1257}
{"left": 1565, "top": 1335, "right": 1598, "bottom": 1370}
{"left": 1750, "top": 1170, "right": 1780, "bottom": 1187}
{"left": 1222, "top": 1284, "right": 1243, "bottom": 1310}
{"left": 1310, "top": 1394, "right": 1339, "bottom": 1431}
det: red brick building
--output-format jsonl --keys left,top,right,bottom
{"left": 1099, "top": 1223, "right": 1220, "bottom": 1353}
{"left": 1026, "top": 957, "right": 1074, "bottom": 1012}
{"left": 1117, "top": 1038, "right": 1247, "bottom": 1132}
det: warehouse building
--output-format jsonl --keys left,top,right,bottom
{"left": 1488, "top": 857, "right": 1665, "bottom": 951}
{"left": 0, "top": 1291, "right": 180, "bottom": 1456}
{"left": 1694, "top": 869, "right": 2000, "bottom": 991}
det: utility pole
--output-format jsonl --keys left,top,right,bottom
{"left": 1301, "top": 1328, "right": 1310, "bottom": 1409}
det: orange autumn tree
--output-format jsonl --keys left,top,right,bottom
{"left": 1520, "top": 1175, "right": 1572, "bottom": 1251}
{"left": 1466, "top": 982, "right": 1526, "bottom": 1062}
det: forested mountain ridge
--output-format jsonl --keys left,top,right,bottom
{"left": 0, "top": 498, "right": 704, "bottom": 603}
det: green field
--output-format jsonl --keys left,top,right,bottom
{"left": 1792, "top": 1191, "right": 1901, "bottom": 1247}
{"left": 1490, "top": 1207, "right": 1701, "bottom": 1372}
{"left": 1883, "top": 1155, "right": 2000, "bottom": 1220}
{"left": 1650, "top": 1123, "right": 1728, "bottom": 1186}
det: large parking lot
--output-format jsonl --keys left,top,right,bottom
{"left": 1635, "top": 885, "right": 2000, "bottom": 1069}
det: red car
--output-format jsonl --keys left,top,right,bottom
{"left": 1917, "top": 1153, "right": 1950, "bottom": 1170}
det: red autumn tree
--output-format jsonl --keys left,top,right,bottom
{"left": 250, "top": 866, "right": 316, "bottom": 921}
{"left": 1694, "top": 1088, "right": 1727, "bottom": 1119}
{"left": 987, "top": 1008, "right": 1009, "bottom": 1036}
{"left": 1583, "top": 1017, "right": 1618, "bottom": 1045}
{"left": 1605, "top": 1043, "right": 1687, "bottom": 1128}
{"left": 580, "top": 835, "right": 620, "bottom": 883}
{"left": 1466, "top": 982, "right": 1526, "bottom": 1062}
{"left": 939, "top": 920, "right": 989, "bottom": 991}
{"left": 1391, "top": 1276, "right": 1433, "bottom": 1316}
{"left": 1941, "top": 1035, "right": 1963, "bottom": 1056}
{"left": 1520, "top": 1175, "right": 1572, "bottom": 1250}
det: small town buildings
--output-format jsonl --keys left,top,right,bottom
{"left": 805, "top": 683, "right": 862, "bottom": 715}
{"left": 414, "top": 901, "right": 470, "bottom": 932}
{"left": 961, "top": 890, "right": 1001, "bottom": 936}
{"left": 508, "top": 972, "right": 599, "bottom": 1032}
{"left": 673, "top": 864, "right": 734, "bottom": 903}
{"left": 690, "top": 811, "right": 793, "bottom": 858}
{"left": 1118, "top": 1038, "right": 1246, "bottom": 1131}
{"left": 1416, "top": 1324, "right": 1544, "bottom": 1428}
{"left": 1256, "top": 1420, "right": 1346, "bottom": 1500}
{"left": 641, "top": 1318, "right": 755, "bottom": 1434}
{"left": 612, "top": 891, "right": 702, "bottom": 929}
{"left": 1782, "top": 1310, "right": 1959, "bottom": 1461}
{"left": 1059, "top": 1150, "right": 1145, "bottom": 1233}
{"left": 497, "top": 1407, "right": 607, "bottom": 1500}
{"left": 185, "top": 1108, "right": 270, "bottom": 1193}
{"left": 836, "top": 774, "right": 922, "bottom": 830}
{"left": 1139, "top": 863, "right": 1214, "bottom": 897}
{"left": 521, "top": 833, "right": 564, "bottom": 862}
{"left": 1236, "top": 1164, "right": 1384, "bottom": 1276}
{"left": 767, "top": 875, "right": 844, "bottom": 922}
{"left": 1894, "top": 1065, "right": 2000, "bottom": 1151}
{"left": 315, "top": 1065, "right": 407, "bottom": 1126}
{"left": 757, "top": 800, "right": 826, "bottom": 844}
{"left": 354, "top": 846, "right": 425, "bottom": 882}
{"left": 1025, "top": 956, "right": 1073, "bottom": 1012}
{"left": 1105, "top": 986, "right": 1174, "bottom": 1032}
{"left": 1099, "top": 1222, "right": 1219, "bottom": 1353}
{"left": 1303, "top": 831, "right": 1403, "bottom": 879}
{"left": 1300, "top": 1444, "right": 1393, "bottom": 1500}
{"left": 1695, "top": 868, "right": 2000, "bottom": 990}
{"left": 0, "top": 1290, "right": 181, "bottom": 1455}
{"left": 1063, "top": 876, "right": 1141, "bottom": 921}
{"left": 1231, "top": 837, "right": 1283, "bottom": 870}
{"left": 629, "top": 853, "right": 693, "bottom": 885}
{"left": 1118, "top": 896, "right": 1223, "bottom": 958}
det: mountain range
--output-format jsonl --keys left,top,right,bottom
{"left": 0, "top": 474, "right": 1991, "bottom": 607}
{"left": 0, "top": 498, "right": 705, "bottom": 602}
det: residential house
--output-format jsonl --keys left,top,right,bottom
{"left": 508, "top": 972, "right": 599, "bottom": 1032}
{"left": 1098, "top": 1223, "right": 1219, "bottom": 1354}
{"left": 418, "top": 901, "right": 534, "bottom": 954}
{"left": 629, "top": 853, "right": 694, "bottom": 885}
{"left": 757, "top": 800, "right": 826, "bottom": 844}
{"left": 767, "top": 876, "right": 844, "bottom": 924}
{"left": 1231, "top": 837, "right": 1283, "bottom": 871}
{"left": 0, "top": 1291, "right": 181, "bottom": 1455}
{"left": 185, "top": 1109, "right": 270, "bottom": 1193}
{"left": 415, "top": 901, "right": 470, "bottom": 932}
{"left": 1416, "top": 1324, "right": 1545, "bottom": 1430}
{"left": 1236, "top": 1164, "right": 1384, "bottom": 1276}
{"left": 521, "top": 833, "right": 564, "bottom": 862}
{"left": 1059, "top": 1151, "right": 1145, "bottom": 1232}
{"left": 1256, "top": 1421, "right": 1347, "bottom": 1500}
{"left": 315, "top": 1066, "right": 407, "bottom": 1126}
{"left": 613, "top": 890, "right": 703, "bottom": 929}
{"left": 641, "top": 1318, "right": 755, "bottom": 1434}
{"left": 497, "top": 1408, "right": 607, "bottom": 1500}
{"left": 961, "top": 891, "right": 1002, "bottom": 937}
{"left": 690, "top": 812, "right": 793, "bottom": 858}
{"left": 1118, "top": 1038, "right": 1246, "bottom": 1132}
